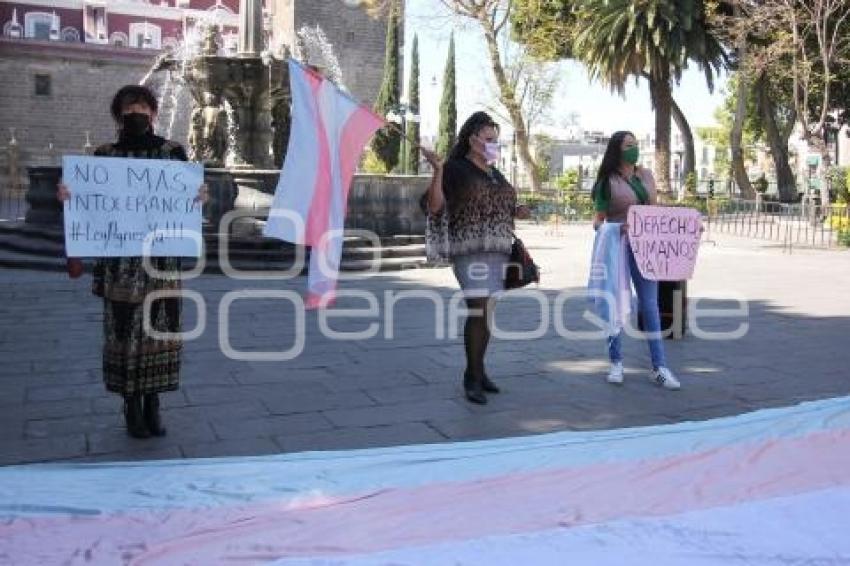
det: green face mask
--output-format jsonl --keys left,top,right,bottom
{"left": 622, "top": 146, "right": 639, "bottom": 165}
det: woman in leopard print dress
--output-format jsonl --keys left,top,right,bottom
{"left": 422, "top": 112, "right": 529, "bottom": 405}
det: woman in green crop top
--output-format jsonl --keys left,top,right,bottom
{"left": 591, "top": 131, "right": 681, "bottom": 391}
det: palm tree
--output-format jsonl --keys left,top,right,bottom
{"left": 574, "top": 0, "right": 726, "bottom": 192}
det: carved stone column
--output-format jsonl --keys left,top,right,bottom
{"left": 238, "top": 0, "right": 264, "bottom": 57}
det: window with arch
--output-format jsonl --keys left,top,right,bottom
{"left": 110, "top": 31, "right": 129, "bottom": 47}
{"left": 24, "top": 12, "right": 55, "bottom": 40}
{"left": 61, "top": 26, "right": 80, "bottom": 42}
{"left": 3, "top": 21, "right": 24, "bottom": 38}
{"left": 129, "top": 22, "right": 161, "bottom": 49}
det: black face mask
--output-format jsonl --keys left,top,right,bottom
{"left": 121, "top": 112, "right": 152, "bottom": 136}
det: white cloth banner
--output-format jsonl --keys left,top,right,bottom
{"left": 62, "top": 155, "right": 203, "bottom": 257}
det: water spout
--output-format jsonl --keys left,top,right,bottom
{"left": 295, "top": 25, "right": 344, "bottom": 87}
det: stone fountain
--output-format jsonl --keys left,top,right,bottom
{"left": 8, "top": 0, "right": 430, "bottom": 273}
{"left": 161, "top": 0, "right": 292, "bottom": 231}
{"left": 183, "top": 8, "right": 290, "bottom": 171}
{"left": 20, "top": 0, "right": 291, "bottom": 230}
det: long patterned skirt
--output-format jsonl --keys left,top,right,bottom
{"left": 102, "top": 297, "right": 182, "bottom": 397}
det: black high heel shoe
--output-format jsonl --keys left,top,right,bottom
{"left": 143, "top": 393, "right": 167, "bottom": 437}
{"left": 463, "top": 372, "right": 488, "bottom": 405}
{"left": 481, "top": 374, "right": 501, "bottom": 394}
{"left": 124, "top": 393, "right": 150, "bottom": 439}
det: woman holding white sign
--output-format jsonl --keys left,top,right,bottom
{"left": 58, "top": 85, "right": 208, "bottom": 438}
{"left": 591, "top": 131, "right": 681, "bottom": 390}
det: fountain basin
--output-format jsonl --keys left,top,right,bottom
{"left": 348, "top": 174, "right": 429, "bottom": 235}
{"left": 217, "top": 171, "right": 430, "bottom": 237}
{"left": 25, "top": 165, "right": 429, "bottom": 239}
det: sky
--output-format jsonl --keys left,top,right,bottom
{"left": 402, "top": 0, "right": 729, "bottom": 141}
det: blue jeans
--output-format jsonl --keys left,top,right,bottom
{"left": 607, "top": 244, "right": 667, "bottom": 369}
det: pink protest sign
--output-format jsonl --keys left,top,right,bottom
{"left": 627, "top": 205, "right": 702, "bottom": 281}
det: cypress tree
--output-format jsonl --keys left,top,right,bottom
{"left": 371, "top": 0, "right": 401, "bottom": 172}
{"left": 400, "top": 34, "right": 420, "bottom": 174}
{"left": 436, "top": 33, "right": 457, "bottom": 158}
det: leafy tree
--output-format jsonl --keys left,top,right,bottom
{"left": 512, "top": 0, "right": 728, "bottom": 192}
{"left": 437, "top": 1, "right": 544, "bottom": 191}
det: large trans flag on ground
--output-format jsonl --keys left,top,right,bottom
{"left": 2, "top": 396, "right": 850, "bottom": 564}
{"left": 264, "top": 60, "right": 384, "bottom": 308}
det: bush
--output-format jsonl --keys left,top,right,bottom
{"left": 517, "top": 192, "right": 546, "bottom": 208}
{"left": 826, "top": 207, "right": 850, "bottom": 247}
{"left": 564, "top": 193, "right": 595, "bottom": 219}
{"left": 826, "top": 213, "right": 850, "bottom": 231}
{"left": 827, "top": 166, "right": 849, "bottom": 203}
{"left": 555, "top": 169, "right": 579, "bottom": 192}
{"left": 516, "top": 189, "right": 596, "bottom": 221}
{"left": 360, "top": 148, "right": 389, "bottom": 174}
{"left": 657, "top": 193, "right": 724, "bottom": 215}
{"left": 684, "top": 172, "right": 698, "bottom": 197}
{"left": 671, "top": 197, "right": 708, "bottom": 214}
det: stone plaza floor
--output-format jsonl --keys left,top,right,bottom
{"left": 1, "top": 223, "right": 849, "bottom": 465}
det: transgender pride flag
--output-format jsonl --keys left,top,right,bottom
{"left": 3, "top": 397, "right": 850, "bottom": 563}
{"left": 264, "top": 60, "right": 385, "bottom": 309}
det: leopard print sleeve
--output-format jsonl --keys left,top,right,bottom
{"left": 424, "top": 161, "right": 460, "bottom": 262}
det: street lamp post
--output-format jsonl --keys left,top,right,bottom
{"left": 386, "top": 102, "right": 420, "bottom": 174}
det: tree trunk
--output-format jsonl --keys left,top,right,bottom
{"left": 731, "top": 72, "right": 755, "bottom": 199}
{"left": 730, "top": 5, "right": 754, "bottom": 200}
{"left": 480, "top": 17, "right": 541, "bottom": 192}
{"left": 671, "top": 95, "right": 695, "bottom": 197}
{"left": 649, "top": 73, "right": 672, "bottom": 194}
{"left": 755, "top": 74, "right": 796, "bottom": 202}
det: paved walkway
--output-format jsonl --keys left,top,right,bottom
{"left": 1, "top": 223, "right": 849, "bottom": 465}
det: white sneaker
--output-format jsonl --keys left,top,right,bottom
{"left": 650, "top": 367, "right": 681, "bottom": 390}
{"left": 607, "top": 362, "right": 624, "bottom": 385}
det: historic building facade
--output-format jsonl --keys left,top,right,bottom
{"left": 0, "top": 0, "right": 239, "bottom": 50}
{"left": 0, "top": 0, "right": 393, "bottom": 189}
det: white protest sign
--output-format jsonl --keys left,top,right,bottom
{"left": 62, "top": 155, "right": 203, "bottom": 257}
{"left": 627, "top": 205, "right": 702, "bottom": 281}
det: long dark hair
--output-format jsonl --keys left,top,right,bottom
{"left": 591, "top": 130, "right": 634, "bottom": 201}
{"left": 448, "top": 111, "right": 499, "bottom": 160}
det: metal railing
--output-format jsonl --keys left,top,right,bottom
{"left": 519, "top": 191, "right": 850, "bottom": 251}
{"left": 1, "top": 138, "right": 27, "bottom": 222}
{"left": 703, "top": 199, "right": 849, "bottom": 251}
{"left": 0, "top": 173, "right": 27, "bottom": 222}
{"left": 0, "top": 191, "right": 27, "bottom": 222}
